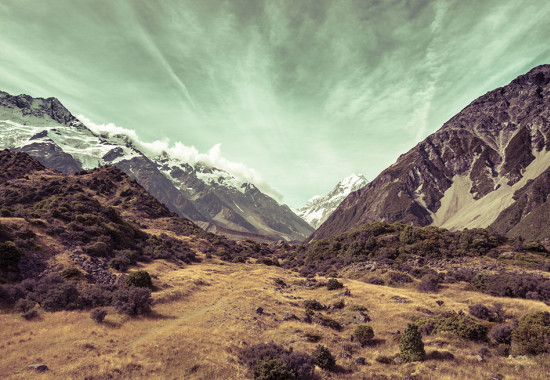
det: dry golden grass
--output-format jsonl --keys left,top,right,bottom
{"left": 1, "top": 258, "right": 549, "bottom": 379}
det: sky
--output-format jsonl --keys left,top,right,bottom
{"left": 1, "top": 0, "right": 550, "bottom": 208}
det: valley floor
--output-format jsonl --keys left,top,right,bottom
{"left": 1, "top": 257, "right": 549, "bottom": 379}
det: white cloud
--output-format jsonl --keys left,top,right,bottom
{"left": 78, "top": 115, "right": 283, "bottom": 202}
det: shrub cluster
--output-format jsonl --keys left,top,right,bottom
{"left": 283, "top": 222, "right": 506, "bottom": 276}
{"left": 417, "top": 274, "right": 440, "bottom": 292}
{"left": 326, "top": 278, "right": 343, "bottom": 290}
{"left": 243, "top": 343, "right": 315, "bottom": 380}
{"left": 511, "top": 311, "right": 550, "bottom": 355}
{"left": 312, "top": 345, "right": 335, "bottom": 371}
{"left": 400, "top": 324, "right": 426, "bottom": 362}
{"left": 416, "top": 312, "right": 489, "bottom": 341}
{"left": 469, "top": 271, "right": 550, "bottom": 301}
{"left": 354, "top": 325, "right": 374, "bottom": 346}
{"left": 125, "top": 270, "right": 153, "bottom": 288}
{"left": 0, "top": 274, "right": 152, "bottom": 317}
{"left": 468, "top": 303, "right": 505, "bottom": 322}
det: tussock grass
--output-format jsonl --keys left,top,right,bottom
{"left": 1, "top": 260, "right": 549, "bottom": 379}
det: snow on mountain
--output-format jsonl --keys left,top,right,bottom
{"left": 0, "top": 90, "right": 313, "bottom": 242}
{"left": 297, "top": 173, "right": 368, "bottom": 229}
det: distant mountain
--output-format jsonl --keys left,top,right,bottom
{"left": 311, "top": 64, "right": 550, "bottom": 241}
{"left": 0, "top": 90, "right": 313, "bottom": 242}
{"left": 297, "top": 174, "right": 368, "bottom": 229}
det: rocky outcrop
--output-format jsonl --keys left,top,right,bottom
{"left": 311, "top": 65, "right": 550, "bottom": 240}
{"left": 0, "top": 90, "right": 76, "bottom": 125}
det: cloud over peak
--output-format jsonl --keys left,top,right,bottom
{"left": 78, "top": 115, "right": 283, "bottom": 202}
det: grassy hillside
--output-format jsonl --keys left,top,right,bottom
{"left": 1, "top": 151, "right": 549, "bottom": 379}
{"left": 2, "top": 256, "right": 549, "bottom": 379}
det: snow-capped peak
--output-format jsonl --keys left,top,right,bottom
{"left": 297, "top": 173, "right": 369, "bottom": 229}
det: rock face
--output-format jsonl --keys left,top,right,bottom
{"left": 297, "top": 174, "right": 368, "bottom": 229}
{"left": 311, "top": 65, "right": 550, "bottom": 241}
{"left": 0, "top": 91, "right": 313, "bottom": 242}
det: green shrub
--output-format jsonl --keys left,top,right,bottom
{"left": 511, "top": 311, "right": 550, "bottom": 355}
{"left": 125, "top": 270, "right": 153, "bottom": 288}
{"left": 303, "top": 299, "right": 324, "bottom": 310}
{"left": 84, "top": 241, "right": 110, "bottom": 257}
{"left": 375, "top": 355, "right": 393, "bottom": 364}
{"left": 113, "top": 287, "right": 152, "bottom": 316}
{"left": 326, "top": 278, "right": 343, "bottom": 290}
{"left": 313, "top": 345, "right": 335, "bottom": 371}
{"left": 354, "top": 325, "right": 374, "bottom": 346}
{"left": 253, "top": 358, "right": 295, "bottom": 380}
{"left": 0, "top": 241, "right": 22, "bottom": 268}
{"left": 90, "top": 308, "right": 107, "bottom": 323}
{"left": 316, "top": 314, "right": 342, "bottom": 330}
{"left": 416, "top": 312, "right": 489, "bottom": 341}
{"left": 348, "top": 304, "right": 368, "bottom": 312}
{"left": 400, "top": 324, "right": 426, "bottom": 362}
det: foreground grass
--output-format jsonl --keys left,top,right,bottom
{"left": 1, "top": 258, "right": 549, "bottom": 379}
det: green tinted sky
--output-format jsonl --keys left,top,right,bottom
{"left": 1, "top": 0, "right": 550, "bottom": 208}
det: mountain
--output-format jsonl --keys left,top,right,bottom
{"left": 0, "top": 90, "right": 313, "bottom": 242}
{"left": 311, "top": 64, "right": 550, "bottom": 241}
{"left": 297, "top": 174, "right": 368, "bottom": 229}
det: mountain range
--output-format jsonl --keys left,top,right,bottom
{"left": 0, "top": 91, "right": 313, "bottom": 243}
{"left": 311, "top": 64, "right": 550, "bottom": 241}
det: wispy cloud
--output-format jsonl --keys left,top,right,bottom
{"left": 78, "top": 115, "right": 283, "bottom": 201}
{"left": 1, "top": 0, "right": 550, "bottom": 207}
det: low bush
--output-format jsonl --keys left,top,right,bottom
{"left": 90, "top": 308, "right": 107, "bottom": 323}
{"left": 0, "top": 241, "right": 22, "bottom": 269}
{"left": 326, "top": 278, "right": 343, "bottom": 290}
{"left": 417, "top": 274, "right": 439, "bottom": 292}
{"left": 244, "top": 343, "right": 315, "bottom": 380}
{"left": 125, "top": 270, "right": 153, "bottom": 288}
{"left": 14, "top": 298, "right": 35, "bottom": 313}
{"left": 315, "top": 313, "right": 342, "bottom": 330}
{"left": 415, "top": 312, "right": 488, "bottom": 341}
{"left": 354, "top": 325, "right": 374, "bottom": 346}
{"left": 388, "top": 272, "right": 413, "bottom": 285}
{"left": 313, "top": 345, "right": 335, "bottom": 371}
{"left": 253, "top": 358, "right": 295, "bottom": 380}
{"left": 375, "top": 355, "right": 393, "bottom": 364}
{"left": 489, "top": 325, "right": 512, "bottom": 345}
{"left": 365, "top": 276, "right": 385, "bottom": 285}
{"left": 303, "top": 299, "right": 324, "bottom": 311}
{"left": 113, "top": 287, "right": 152, "bottom": 316}
{"left": 84, "top": 241, "right": 110, "bottom": 257}
{"left": 468, "top": 303, "right": 505, "bottom": 322}
{"left": 400, "top": 324, "right": 426, "bottom": 362}
{"left": 22, "top": 309, "right": 38, "bottom": 320}
{"left": 511, "top": 311, "right": 550, "bottom": 355}
{"left": 469, "top": 272, "right": 550, "bottom": 301}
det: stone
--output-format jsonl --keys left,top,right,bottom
{"left": 282, "top": 312, "right": 299, "bottom": 321}
{"left": 255, "top": 307, "right": 264, "bottom": 315}
{"left": 354, "top": 357, "right": 366, "bottom": 365}
{"left": 354, "top": 311, "right": 371, "bottom": 324}
{"left": 28, "top": 364, "right": 48, "bottom": 373}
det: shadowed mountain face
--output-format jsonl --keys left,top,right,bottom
{"left": 0, "top": 91, "right": 313, "bottom": 242}
{"left": 311, "top": 65, "right": 550, "bottom": 241}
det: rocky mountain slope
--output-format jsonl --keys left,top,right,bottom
{"left": 311, "top": 64, "right": 550, "bottom": 241}
{"left": 0, "top": 91, "right": 313, "bottom": 242}
{"left": 297, "top": 174, "right": 368, "bottom": 229}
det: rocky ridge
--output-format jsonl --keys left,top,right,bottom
{"left": 0, "top": 91, "right": 313, "bottom": 242}
{"left": 311, "top": 65, "right": 550, "bottom": 241}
